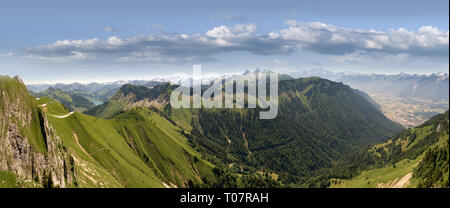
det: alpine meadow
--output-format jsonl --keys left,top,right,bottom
{"left": 0, "top": 0, "right": 448, "bottom": 191}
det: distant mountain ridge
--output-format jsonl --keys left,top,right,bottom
{"left": 89, "top": 76, "right": 404, "bottom": 184}
{"left": 287, "top": 69, "right": 449, "bottom": 102}
{"left": 1, "top": 75, "right": 217, "bottom": 188}
{"left": 28, "top": 69, "right": 449, "bottom": 103}
{"left": 27, "top": 80, "right": 165, "bottom": 93}
{"left": 30, "top": 87, "right": 96, "bottom": 112}
{"left": 5, "top": 74, "right": 445, "bottom": 188}
{"left": 27, "top": 80, "right": 165, "bottom": 110}
{"left": 85, "top": 83, "right": 175, "bottom": 118}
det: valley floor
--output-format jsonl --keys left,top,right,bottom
{"left": 370, "top": 93, "right": 448, "bottom": 128}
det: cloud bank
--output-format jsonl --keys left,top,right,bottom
{"left": 23, "top": 21, "right": 449, "bottom": 63}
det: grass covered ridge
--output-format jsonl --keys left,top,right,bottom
{"left": 45, "top": 102, "right": 215, "bottom": 187}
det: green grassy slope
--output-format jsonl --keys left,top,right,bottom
{"left": 330, "top": 155, "right": 422, "bottom": 188}
{"left": 114, "top": 108, "right": 214, "bottom": 186}
{"left": 1, "top": 76, "right": 215, "bottom": 188}
{"left": 0, "top": 75, "right": 47, "bottom": 154}
{"left": 0, "top": 170, "right": 41, "bottom": 188}
{"left": 43, "top": 100, "right": 214, "bottom": 187}
{"left": 35, "top": 96, "right": 70, "bottom": 115}
{"left": 330, "top": 111, "right": 449, "bottom": 188}
{"left": 88, "top": 77, "right": 403, "bottom": 186}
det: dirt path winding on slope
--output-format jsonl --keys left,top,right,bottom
{"left": 73, "top": 133, "right": 91, "bottom": 158}
{"left": 377, "top": 173, "right": 412, "bottom": 188}
{"left": 50, "top": 112, "right": 74, "bottom": 118}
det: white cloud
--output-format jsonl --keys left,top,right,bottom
{"left": 107, "top": 36, "right": 123, "bottom": 45}
{"left": 24, "top": 23, "right": 292, "bottom": 63}
{"left": 22, "top": 21, "right": 448, "bottom": 63}
{"left": 27, "top": 51, "right": 95, "bottom": 62}
{"left": 280, "top": 20, "right": 448, "bottom": 56}
{"left": 206, "top": 24, "right": 256, "bottom": 39}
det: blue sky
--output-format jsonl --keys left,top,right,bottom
{"left": 0, "top": 0, "right": 448, "bottom": 84}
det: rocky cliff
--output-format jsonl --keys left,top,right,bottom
{"left": 0, "top": 75, "right": 75, "bottom": 187}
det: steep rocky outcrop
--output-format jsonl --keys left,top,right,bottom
{"left": 0, "top": 75, "right": 75, "bottom": 187}
{"left": 1, "top": 75, "right": 214, "bottom": 188}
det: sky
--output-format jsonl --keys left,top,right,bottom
{"left": 0, "top": 0, "right": 448, "bottom": 84}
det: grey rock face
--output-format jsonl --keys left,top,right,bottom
{"left": 0, "top": 80, "right": 75, "bottom": 187}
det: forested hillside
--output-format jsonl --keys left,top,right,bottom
{"left": 328, "top": 111, "right": 449, "bottom": 188}
{"left": 89, "top": 77, "right": 403, "bottom": 186}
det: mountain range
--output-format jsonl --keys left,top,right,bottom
{"left": 27, "top": 69, "right": 449, "bottom": 106}
{"left": 1, "top": 74, "right": 448, "bottom": 188}
{"left": 1, "top": 75, "right": 216, "bottom": 188}
{"left": 287, "top": 69, "right": 449, "bottom": 102}
{"left": 86, "top": 76, "right": 403, "bottom": 184}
